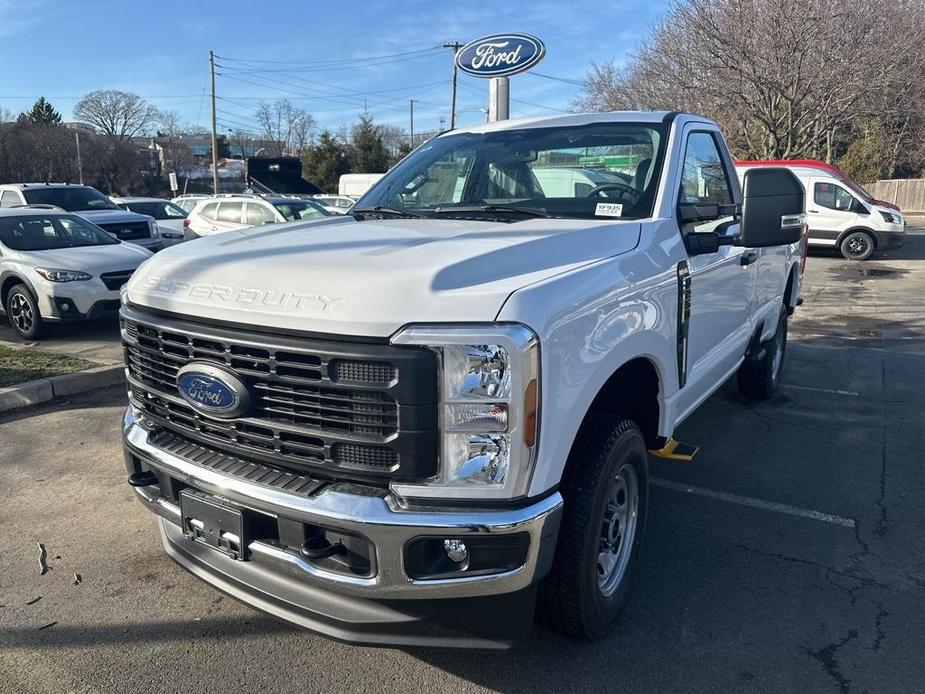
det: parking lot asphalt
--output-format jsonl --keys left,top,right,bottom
{"left": 1, "top": 225, "right": 924, "bottom": 694}
{"left": 0, "top": 318, "right": 122, "bottom": 365}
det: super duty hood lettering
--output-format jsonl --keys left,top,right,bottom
{"left": 142, "top": 276, "right": 344, "bottom": 312}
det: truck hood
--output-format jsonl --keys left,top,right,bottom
{"left": 79, "top": 209, "right": 153, "bottom": 224}
{"left": 126, "top": 216, "right": 641, "bottom": 337}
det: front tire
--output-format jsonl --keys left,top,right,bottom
{"left": 541, "top": 415, "right": 649, "bottom": 640}
{"left": 840, "top": 230, "right": 875, "bottom": 261}
{"left": 5, "top": 284, "right": 44, "bottom": 340}
{"left": 737, "top": 308, "right": 787, "bottom": 400}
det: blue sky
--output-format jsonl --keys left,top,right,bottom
{"left": 0, "top": 0, "right": 667, "bottom": 135}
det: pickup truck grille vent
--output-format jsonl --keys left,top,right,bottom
{"left": 121, "top": 307, "right": 438, "bottom": 483}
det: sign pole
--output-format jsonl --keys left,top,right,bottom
{"left": 488, "top": 77, "right": 510, "bottom": 122}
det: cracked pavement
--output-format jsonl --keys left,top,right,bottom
{"left": 1, "top": 226, "right": 923, "bottom": 693}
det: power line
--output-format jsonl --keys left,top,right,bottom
{"left": 216, "top": 46, "right": 442, "bottom": 66}
{"left": 528, "top": 71, "right": 585, "bottom": 86}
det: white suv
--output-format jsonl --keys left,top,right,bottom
{"left": 185, "top": 194, "right": 329, "bottom": 238}
{"left": 0, "top": 208, "right": 152, "bottom": 338}
{"left": 0, "top": 183, "right": 162, "bottom": 252}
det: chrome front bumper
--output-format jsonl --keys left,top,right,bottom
{"left": 122, "top": 407, "right": 562, "bottom": 602}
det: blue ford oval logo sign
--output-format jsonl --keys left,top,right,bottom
{"left": 455, "top": 33, "right": 546, "bottom": 78}
{"left": 176, "top": 363, "right": 249, "bottom": 418}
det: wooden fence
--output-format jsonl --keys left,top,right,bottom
{"left": 867, "top": 179, "right": 925, "bottom": 214}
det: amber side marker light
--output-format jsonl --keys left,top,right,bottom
{"left": 523, "top": 379, "right": 538, "bottom": 447}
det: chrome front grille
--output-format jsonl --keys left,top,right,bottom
{"left": 121, "top": 305, "right": 438, "bottom": 482}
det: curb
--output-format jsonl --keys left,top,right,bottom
{"left": 0, "top": 364, "right": 124, "bottom": 414}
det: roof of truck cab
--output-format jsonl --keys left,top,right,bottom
{"left": 450, "top": 111, "right": 709, "bottom": 135}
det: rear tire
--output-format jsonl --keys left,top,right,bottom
{"left": 737, "top": 308, "right": 787, "bottom": 400}
{"left": 840, "top": 230, "right": 875, "bottom": 261}
{"left": 540, "top": 414, "right": 649, "bottom": 640}
{"left": 4, "top": 284, "right": 44, "bottom": 340}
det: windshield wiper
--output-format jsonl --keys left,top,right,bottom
{"left": 432, "top": 204, "right": 556, "bottom": 218}
{"left": 351, "top": 206, "right": 427, "bottom": 219}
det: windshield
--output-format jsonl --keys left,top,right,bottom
{"left": 123, "top": 200, "right": 187, "bottom": 219}
{"left": 0, "top": 214, "right": 120, "bottom": 250}
{"left": 358, "top": 122, "right": 668, "bottom": 220}
{"left": 22, "top": 186, "right": 119, "bottom": 211}
{"left": 273, "top": 201, "right": 329, "bottom": 221}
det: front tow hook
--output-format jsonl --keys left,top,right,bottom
{"left": 128, "top": 471, "right": 159, "bottom": 487}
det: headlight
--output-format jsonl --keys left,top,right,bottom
{"left": 879, "top": 210, "right": 900, "bottom": 224}
{"left": 35, "top": 268, "right": 93, "bottom": 282}
{"left": 391, "top": 324, "right": 540, "bottom": 500}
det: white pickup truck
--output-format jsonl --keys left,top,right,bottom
{"left": 119, "top": 111, "right": 805, "bottom": 648}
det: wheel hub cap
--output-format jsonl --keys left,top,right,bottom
{"left": 597, "top": 464, "right": 639, "bottom": 597}
{"left": 848, "top": 238, "right": 868, "bottom": 255}
{"left": 10, "top": 294, "right": 33, "bottom": 333}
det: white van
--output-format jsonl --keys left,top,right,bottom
{"left": 338, "top": 173, "right": 386, "bottom": 199}
{"left": 532, "top": 167, "right": 633, "bottom": 198}
{"left": 734, "top": 160, "right": 904, "bottom": 260}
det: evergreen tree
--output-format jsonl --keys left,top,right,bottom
{"left": 25, "top": 97, "right": 62, "bottom": 125}
{"left": 349, "top": 113, "right": 388, "bottom": 173}
{"left": 302, "top": 131, "right": 352, "bottom": 193}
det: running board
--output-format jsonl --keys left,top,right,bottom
{"left": 648, "top": 439, "right": 699, "bottom": 462}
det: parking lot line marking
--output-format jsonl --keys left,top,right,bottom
{"left": 782, "top": 384, "right": 859, "bottom": 396}
{"left": 650, "top": 478, "right": 856, "bottom": 528}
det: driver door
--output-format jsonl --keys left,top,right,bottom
{"left": 676, "top": 130, "right": 756, "bottom": 414}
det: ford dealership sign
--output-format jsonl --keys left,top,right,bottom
{"left": 455, "top": 33, "right": 546, "bottom": 78}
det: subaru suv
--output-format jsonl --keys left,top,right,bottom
{"left": 0, "top": 183, "right": 162, "bottom": 251}
{"left": 184, "top": 194, "right": 329, "bottom": 239}
{"left": 0, "top": 208, "right": 152, "bottom": 338}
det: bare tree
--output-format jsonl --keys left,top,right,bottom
{"left": 0, "top": 105, "right": 16, "bottom": 123}
{"left": 74, "top": 90, "right": 158, "bottom": 140}
{"left": 228, "top": 128, "right": 254, "bottom": 158}
{"left": 576, "top": 0, "right": 925, "bottom": 170}
{"left": 155, "top": 109, "right": 195, "bottom": 173}
{"left": 255, "top": 99, "right": 315, "bottom": 156}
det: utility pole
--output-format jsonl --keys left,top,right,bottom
{"left": 74, "top": 131, "right": 84, "bottom": 185}
{"left": 409, "top": 99, "right": 418, "bottom": 149}
{"left": 209, "top": 50, "right": 219, "bottom": 195}
{"left": 443, "top": 41, "right": 462, "bottom": 130}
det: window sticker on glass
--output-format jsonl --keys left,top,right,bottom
{"left": 595, "top": 202, "right": 624, "bottom": 217}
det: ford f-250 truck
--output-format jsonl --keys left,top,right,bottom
{"left": 119, "top": 111, "right": 806, "bottom": 648}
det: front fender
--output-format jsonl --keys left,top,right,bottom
{"left": 497, "top": 228, "right": 684, "bottom": 497}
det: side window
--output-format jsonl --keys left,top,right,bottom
{"left": 199, "top": 202, "right": 219, "bottom": 219}
{"left": 0, "top": 191, "right": 22, "bottom": 208}
{"left": 245, "top": 202, "right": 276, "bottom": 225}
{"left": 814, "top": 182, "right": 856, "bottom": 212}
{"left": 679, "top": 132, "right": 733, "bottom": 206}
{"left": 216, "top": 202, "right": 243, "bottom": 223}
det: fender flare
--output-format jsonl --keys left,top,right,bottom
{"left": 0, "top": 270, "right": 40, "bottom": 311}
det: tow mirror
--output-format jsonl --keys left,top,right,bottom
{"left": 737, "top": 168, "right": 805, "bottom": 247}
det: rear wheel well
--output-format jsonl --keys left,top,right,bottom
{"left": 583, "top": 358, "right": 661, "bottom": 448}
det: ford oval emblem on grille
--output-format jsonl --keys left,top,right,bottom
{"left": 176, "top": 363, "right": 250, "bottom": 418}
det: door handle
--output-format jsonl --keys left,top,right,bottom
{"left": 740, "top": 250, "right": 759, "bottom": 266}
{"left": 808, "top": 209, "right": 820, "bottom": 213}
